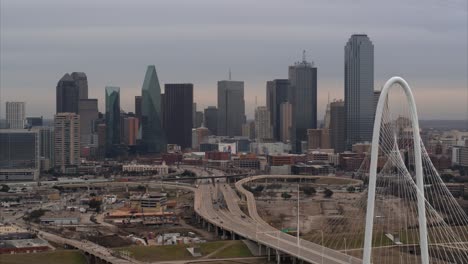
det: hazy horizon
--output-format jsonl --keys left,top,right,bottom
{"left": 1, "top": 0, "right": 467, "bottom": 120}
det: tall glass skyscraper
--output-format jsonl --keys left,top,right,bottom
{"left": 204, "top": 106, "right": 218, "bottom": 135}
{"left": 266, "top": 79, "right": 289, "bottom": 141}
{"left": 79, "top": 99, "right": 98, "bottom": 145}
{"left": 330, "top": 100, "right": 346, "bottom": 153}
{"left": 344, "top": 34, "right": 374, "bottom": 149}
{"left": 71, "top": 72, "right": 88, "bottom": 100}
{"left": 105, "top": 86, "right": 120, "bottom": 155}
{"left": 141, "top": 65, "right": 166, "bottom": 153}
{"left": 164, "top": 83, "right": 194, "bottom": 149}
{"left": 56, "top": 73, "right": 79, "bottom": 114}
{"left": 217, "top": 80, "right": 245, "bottom": 137}
{"left": 288, "top": 55, "right": 317, "bottom": 152}
{"left": 39, "top": 126, "right": 54, "bottom": 171}
{"left": 135, "top": 96, "right": 142, "bottom": 120}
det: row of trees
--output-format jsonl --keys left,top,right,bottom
{"left": 281, "top": 188, "right": 333, "bottom": 199}
{"left": 243, "top": 183, "right": 337, "bottom": 199}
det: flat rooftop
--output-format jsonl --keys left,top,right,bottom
{"left": 0, "top": 225, "right": 28, "bottom": 235}
{"left": 0, "top": 238, "right": 49, "bottom": 249}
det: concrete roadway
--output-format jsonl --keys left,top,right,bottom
{"left": 19, "top": 224, "right": 137, "bottom": 264}
{"left": 234, "top": 175, "right": 363, "bottom": 264}
{"left": 192, "top": 179, "right": 362, "bottom": 264}
{"left": 24, "top": 167, "right": 363, "bottom": 264}
{"left": 80, "top": 169, "right": 363, "bottom": 264}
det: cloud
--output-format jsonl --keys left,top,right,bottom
{"left": 0, "top": 0, "right": 466, "bottom": 119}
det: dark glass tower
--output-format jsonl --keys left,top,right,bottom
{"left": 135, "top": 96, "right": 142, "bottom": 120}
{"left": 56, "top": 73, "right": 79, "bottom": 114}
{"left": 330, "top": 100, "right": 346, "bottom": 153}
{"left": 79, "top": 99, "right": 98, "bottom": 145}
{"left": 71, "top": 72, "right": 88, "bottom": 99}
{"left": 204, "top": 106, "right": 218, "bottom": 135}
{"left": 105, "top": 86, "right": 120, "bottom": 156}
{"left": 217, "top": 80, "right": 245, "bottom": 137}
{"left": 164, "top": 83, "right": 193, "bottom": 149}
{"left": 266, "top": 79, "right": 290, "bottom": 141}
{"left": 345, "top": 34, "right": 374, "bottom": 149}
{"left": 288, "top": 56, "right": 318, "bottom": 152}
{"left": 141, "top": 65, "right": 166, "bottom": 153}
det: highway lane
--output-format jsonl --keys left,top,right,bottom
{"left": 233, "top": 175, "right": 363, "bottom": 264}
{"left": 192, "top": 182, "right": 361, "bottom": 264}
{"left": 20, "top": 168, "right": 363, "bottom": 264}
{"left": 15, "top": 223, "right": 136, "bottom": 264}
{"left": 130, "top": 172, "right": 363, "bottom": 264}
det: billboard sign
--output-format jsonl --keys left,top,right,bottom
{"left": 218, "top": 143, "right": 237, "bottom": 154}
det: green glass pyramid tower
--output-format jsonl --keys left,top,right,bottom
{"left": 141, "top": 65, "right": 166, "bottom": 153}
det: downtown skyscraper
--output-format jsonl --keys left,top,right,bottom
{"left": 38, "top": 126, "right": 54, "bottom": 171}
{"left": 204, "top": 106, "right": 218, "bottom": 135}
{"left": 105, "top": 86, "right": 120, "bottom": 156}
{"left": 267, "top": 79, "right": 290, "bottom": 141}
{"left": 54, "top": 113, "right": 80, "bottom": 173}
{"left": 71, "top": 72, "right": 88, "bottom": 100}
{"left": 5, "top": 102, "right": 25, "bottom": 129}
{"left": 344, "top": 34, "right": 374, "bottom": 149}
{"left": 55, "top": 72, "right": 89, "bottom": 115}
{"left": 0, "top": 129, "right": 40, "bottom": 181}
{"left": 56, "top": 73, "right": 80, "bottom": 114}
{"left": 141, "top": 65, "right": 166, "bottom": 153}
{"left": 79, "top": 99, "right": 98, "bottom": 145}
{"left": 330, "top": 100, "right": 346, "bottom": 153}
{"left": 255, "top": 106, "right": 272, "bottom": 141}
{"left": 135, "top": 96, "right": 142, "bottom": 120}
{"left": 217, "top": 80, "right": 245, "bottom": 137}
{"left": 288, "top": 54, "right": 318, "bottom": 152}
{"left": 279, "top": 102, "right": 292, "bottom": 143}
{"left": 164, "top": 83, "right": 194, "bottom": 149}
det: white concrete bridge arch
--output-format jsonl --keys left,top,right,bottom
{"left": 363, "top": 76, "right": 429, "bottom": 264}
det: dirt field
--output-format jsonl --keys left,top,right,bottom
{"left": 255, "top": 182, "right": 363, "bottom": 235}
{"left": 252, "top": 179, "right": 468, "bottom": 263}
{"left": 116, "top": 189, "right": 216, "bottom": 243}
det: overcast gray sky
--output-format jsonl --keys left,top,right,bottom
{"left": 1, "top": 0, "right": 467, "bottom": 120}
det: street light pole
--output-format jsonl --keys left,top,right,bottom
{"left": 297, "top": 184, "right": 300, "bottom": 246}
{"left": 256, "top": 222, "right": 258, "bottom": 240}
{"left": 321, "top": 230, "right": 324, "bottom": 264}
{"left": 277, "top": 231, "right": 280, "bottom": 248}
{"left": 344, "top": 237, "right": 347, "bottom": 255}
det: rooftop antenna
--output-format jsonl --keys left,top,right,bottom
{"left": 228, "top": 68, "right": 231, "bottom": 81}
{"left": 302, "top": 50, "right": 306, "bottom": 63}
{"left": 255, "top": 96, "right": 258, "bottom": 109}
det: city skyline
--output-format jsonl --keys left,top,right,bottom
{"left": 1, "top": 1, "right": 468, "bottom": 262}
{"left": 0, "top": 0, "right": 466, "bottom": 121}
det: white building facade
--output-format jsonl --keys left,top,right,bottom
{"left": 254, "top": 106, "right": 272, "bottom": 141}
{"left": 54, "top": 113, "right": 80, "bottom": 173}
{"left": 6, "top": 102, "right": 25, "bottom": 129}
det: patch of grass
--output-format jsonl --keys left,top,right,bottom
{"left": 209, "top": 241, "right": 253, "bottom": 258}
{"left": 0, "top": 250, "right": 86, "bottom": 264}
{"left": 117, "top": 240, "right": 253, "bottom": 262}
{"left": 199, "top": 241, "right": 226, "bottom": 255}
{"left": 117, "top": 243, "right": 193, "bottom": 262}
{"left": 302, "top": 231, "right": 394, "bottom": 249}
